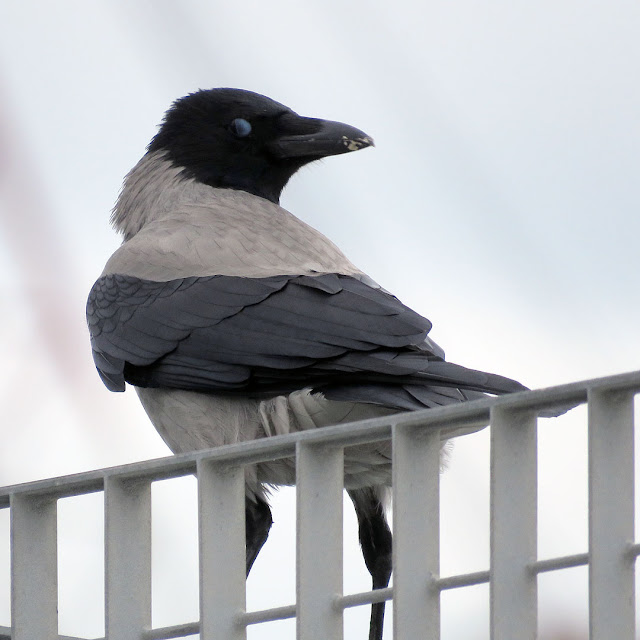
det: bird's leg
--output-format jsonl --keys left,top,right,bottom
{"left": 245, "top": 496, "right": 273, "bottom": 576}
{"left": 348, "top": 488, "right": 393, "bottom": 640}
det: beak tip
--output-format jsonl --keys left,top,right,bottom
{"left": 341, "top": 135, "right": 375, "bottom": 152}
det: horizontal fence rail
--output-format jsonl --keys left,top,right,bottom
{"left": 0, "top": 369, "right": 639, "bottom": 639}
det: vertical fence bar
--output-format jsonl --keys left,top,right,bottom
{"left": 10, "top": 494, "right": 58, "bottom": 640}
{"left": 296, "top": 442, "right": 344, "bottom": 640}
{"left": 490, "top": 406, "right": 537, "bottom": 640}
{"left": 104, "top": 476, "right": 152, "bottom": 639}
{"left": 392, "top": 423, "right": 441, "bottom": 640}
{"left": 588, "top": 388, "right": 635, "bottom": 639}
{"left": 198, "top": 459, "right": 246, "bottom": 640}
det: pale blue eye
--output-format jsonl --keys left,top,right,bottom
{"left": 230, "top": 118, "right": 252, "bottom": 137}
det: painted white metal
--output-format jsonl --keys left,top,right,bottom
{"left": 240, "top": 603, "right": 297, "bottom": 626}
{"left": 0, "top": 628, "right": 87, "bottom": 640}
{"left": 197, "top": 459, "right": 247, "bottom": 640}
{"left": 588, "top": 388, "right": 635, "bottom": 638}
{"left": 489, "top": 406, "right": 538, "bottom": 640}
{"left": 392, "top": 423, "right": 441, "bottom": 640}
{"left": 104, "top": 476, "right": 152, "bottom": 639}
{"left": 0, "top": 370, "right": 639, "bottom": 640}
{"left": 296, "top": 441, "right": 344, "bottom": 640}
{"left": 10, "top": 494, "right": 58, "bottom": 640}
{"left": 531, "top": 552, "right": 589, "bottom": 574}
{"left": 143, "top": 620, "right": 199, "bottom": 639}
{"left": 339, "top": 587, "right": 393, "bottom": 609}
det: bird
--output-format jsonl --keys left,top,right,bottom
{"left": 87, "top": 88, "right": 529, "bottom": 640}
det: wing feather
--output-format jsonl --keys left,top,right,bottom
{"left": 87, "top": 272, "right": 525, "bottom": 403}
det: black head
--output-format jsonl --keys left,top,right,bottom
{"left": 148, "top": 88, "right": 374, "bottom": 204}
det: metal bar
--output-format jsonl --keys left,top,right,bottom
{"left": 338, "top": 586, "right": 393, "bottom": 609}
{"left": 393, "top": 423, "right": 441, "bottom": 640}
{"left": 239, "top": 604, "right": 297, "bottom": 626}
{"left": 6, "top": 364, "right": 633, "bottom": 507}
{"left": 0, "top": 411, "right": 468, "bottom": 507}
{"left": 0, "top": 371, "right": 639, "bottom": 637}
{"left": 10, "top": 493, "right": 58, "bottom": 640}
{"left": 104, "top": 476, "right": 152, "bottom": 639}
{"left": 588, "top": 388, "right": 635, "bottom": 639}
{"left": 530, "top": 552, "right": 589, "bottom": 574}
{"left": 142, "top": 620, "right": 199, "bottom": 639}
{"left": 197, "top": 459, "right": 246, "bottom": 640}
{"left": 490, "top": 406, "right": 537, "bottom": 640}
{"left": 296, "top": 441, "right": 344, "bottom": 640}
{"left": 0, "top": 476, "right": 106, "bottom": 509}
{"left": 5, "top": 367, "right": 640, "bottom": 508}
{"left": 0, "top": 628, "right": 102, "bottom": 640}
{"left": 435, "top": 570, "right": 490, "bottom": 591}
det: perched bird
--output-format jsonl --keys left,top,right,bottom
{"left": 87, "top": 88, "right": 528, "bottom": 640}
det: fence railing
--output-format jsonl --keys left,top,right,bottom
{"left": 1, "top": 369, "right": 639, "bottom": 639}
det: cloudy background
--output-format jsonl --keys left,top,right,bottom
{"left": 0, "top": 1, "right": 639, "bottom": 638}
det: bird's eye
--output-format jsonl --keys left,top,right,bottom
{"left": 229, "top": 118, "right": 252, "bottom": 138}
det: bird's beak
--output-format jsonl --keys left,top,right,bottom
{"left": 268, "top": 117, "right": 374, "bottom": 159}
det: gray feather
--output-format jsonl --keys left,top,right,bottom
{"left": 87, "top": 272, "right": 525, "bottom": 402}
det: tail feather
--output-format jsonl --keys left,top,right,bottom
{"left": 321, "top": 353, "right": 528, "bottom": 412}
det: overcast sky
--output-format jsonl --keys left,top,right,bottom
{"left": 1, "top": 1, "right": 639, "bottom": 638}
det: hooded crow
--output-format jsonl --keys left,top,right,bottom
{"left": 87, "top": 88, "right": 528, "bottom": 640}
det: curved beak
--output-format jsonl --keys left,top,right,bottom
{"left": 268, "top": 117, "right": 374, "bottom": 159}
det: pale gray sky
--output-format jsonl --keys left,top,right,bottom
{"left": 0, "top": 1, "right": 639, "bottom": 638}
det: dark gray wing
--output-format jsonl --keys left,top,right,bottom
{"left": 87, "top": 273, "right": 526, "bottom": 406}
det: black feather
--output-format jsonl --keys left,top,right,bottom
{"left": 87, "top": 272, "right": 525, "bottom": 406}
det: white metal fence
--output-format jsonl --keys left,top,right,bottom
{"left": 1, "top": 370, "right": 639, "bottom": 639}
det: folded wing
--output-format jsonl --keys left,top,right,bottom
{"left": 87, "top": 272, "right": 526, "bottom": 409}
